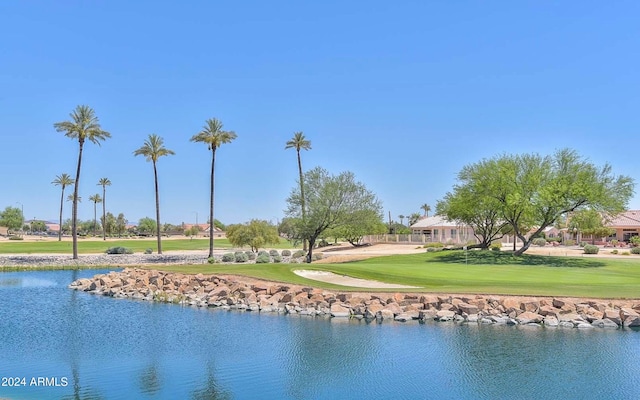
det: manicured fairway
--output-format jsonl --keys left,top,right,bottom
{"left": 0, "top": 238, "right": 295, "bottom": 254}
{"left": 153, "top": 251, "right": 640, "bottom": 298}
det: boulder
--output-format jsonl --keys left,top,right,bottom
{"left": 521, "top": 300, "right": 540, "bottom": 313}
{"left": 383, "top": 302, "right": 403, "bottom": 316}
{"left": 516, "top": 311, "right": 543, "bottom": 324}
{"left": 435, "top": 310, "right": 456, "bottom": 321}
{"left": 592, "top": 319, "right": 620, "bottom": 329}
{"left": 623, "top": 316, "right": 640, "bottom": 328}
{"left": 553, "top": 298, "right": 576, "bottom": 313}
{"left": 543, "top": 316, "right": 559, "bottom": 327}
{"left": 457, "top": 303, "right": 479, "bottom": 315}
{"left": 603, "top": 309, "right": 622, "bottom": 326}
{"left": 330, "top": 303, "right": 351, "bottom": 318}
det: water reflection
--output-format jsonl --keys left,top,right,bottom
{"left": 191, "top": 362, "right": 231, "bottom": 400}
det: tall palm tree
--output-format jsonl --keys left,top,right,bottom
{"left": 134, "top": 134, "right": 175, "bottom": 254}
{"left": 285, "top": 132, "right": 312, "bottom": 251}
{"left": 52, "top": 173, "right": 74, "bottom": 241}
{"left": 190, "top": 118, "right": 237, "bottom": 258}
{"left": 88, "top": 194, "right": 102, "bottom": 236}
{"left": 421, "top": 203, "right": 431, "bottom": 217}
{"left": 398, "top": 214, "right": 405, "bottom": 226}
{"left": 54, "top": 105, "right": 111, "bottom": 259}
{"left": 98, "top": 178, "right": 111, "bottom": 240}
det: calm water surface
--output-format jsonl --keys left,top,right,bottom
{"left": 1, "top": 269, "right": 640, "bottom": 400}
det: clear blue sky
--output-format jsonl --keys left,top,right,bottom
{"left": 1, "top": 1, "right": 638, "bottom": 226}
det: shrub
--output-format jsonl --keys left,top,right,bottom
{"left": 532, "top": 238, "right": 547, "bottom": 247}
{"left": 490, "top": 243, "right": 502, "bottom": 252}
{"left": 222, "top": 253, "right": 235, "bottom": 262}
{"left": 281, "top": 249, "right": 291, "bottom": 257}
{"left": 312, "top": 253, "right": 323, "bottom": 261}
{"left": 426, "top": 247, "right": 439, "bottom": 253}
{"left": 272, "top": 255, "right": 282, "bottom": 263}
{"left": 611, "top": 249, "right": 618, "bottom": 255}
{"left": 631, "top": 236, "right": 640, "bottom": 247}
{"left": 144, "top": 248, "right": 153, "bottom": 254}
{"left": 269, "top": 249, "right": 279, "bottom": 257}
{"left": 258, "top": 250, "right": 269, "bottom": 258}
{"left": 235, "top": 252, "right": 249, "bottom": 262}
{"left": 564, "top": 239, "right": 576, "bottom": 246}
{"left": 583, "top": 244, "right": 599, "bottom": 254}
{"left": 8, "top": 235, "right": 23, "bottom": 240}
{"left": 424, "top": 242, "right": 445, "bottom": 248}
{"left": 207, "top": 257, "right": 216, "bottom": 264}
{"left": 105, "top": 246, "right": 133, "bottom": 255}
{"left": 292, "top": 250, "right": 306, "bottom": 258}
{"left": 610, "top": 239, "right": 619, "bottom": 247}
{"left": 579, "top": 242, "right": 587, "bottom": 248}
{"left": 245, "top": 251, "right": 256, "bottom": 260}
{"left": 256, "top": 254, "right": 270, "bottom": 263}
{"left": 631, "top": 247, "right": 640, "bottom": 255}
{"left": 622, "top": 251, "right": 630, "bottom": 256}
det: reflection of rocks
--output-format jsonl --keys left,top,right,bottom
{"left": 69, "top": 268, "right": 640, "bottom": 330}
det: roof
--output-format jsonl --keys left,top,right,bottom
{"left": 607, "top": 210, "right": 640, "bottom": 227}
{"left": 410, "top": 215, "right": 465, "bottom": 229}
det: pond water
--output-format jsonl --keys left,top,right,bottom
{"left": 1, "top": 269, "right": 640, "bottom": 399}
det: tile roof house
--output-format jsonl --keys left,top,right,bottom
{"left": 409, "top": 215, "right": 475, "bottom": 244}
{"left": 607, "top": 210, "right": 640, "bottom": 242}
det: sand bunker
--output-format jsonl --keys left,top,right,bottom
{"left": 294, "top": 270, "right": 419, "bottom": 289}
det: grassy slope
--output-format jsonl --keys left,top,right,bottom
{"left": 150, "top": 251, "right": 640, "bottom": 298}
{"left": 0, "top": 238, "right": 296, "bottom": 254}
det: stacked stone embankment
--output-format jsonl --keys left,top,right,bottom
{"left": 69, "top": 268, "right": 640, "bottom": 329}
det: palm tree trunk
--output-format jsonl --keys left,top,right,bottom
{"left": 208, "top": 148, "right": 216, "bottom": 258}
{"left": 153, "top": 161, "right": 162, "bottom": 254}
{"left": 58, "top": 187, "right": 65, "bottom": 242}
{"left": 102, "top": 186, "right": 106, "bottom": 240}
{"left": 297, "top": 150, "right": 307, "bottom": 251}
{"left": 72, "top": 141, "right": 84, "bottom": 259}
{"left": 93, "top": 202, "right": 97, "bottom": 236}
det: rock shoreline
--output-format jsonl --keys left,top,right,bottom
{"left": 69, "top": 268, "right": 640, "bottom": 330}
{"left": 0, "top": 254, "right": 208, "bottom": 268}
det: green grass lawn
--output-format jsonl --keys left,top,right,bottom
{"left": 0, "top": 238, "right": 296, "bottom": 254}
{"left": 151, "top": 250, "right": 640, "bottom": 298}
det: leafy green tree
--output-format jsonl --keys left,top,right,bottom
{"left": 226, "top": 220, "right": 280, "bottom": 252}
{"left": 101, "top": 212, "right": 116, "bottom": 237}
{"left": 137, "top": 217, "right": 157, "bottom": 235}
{"left": 31, "top": 220, "right": 47, "bottom": 232}
{"left": 388, "top": 222, "right": 410, "bottom": 234}
{"left": 447, "top": 149, "right": 634, "bottom": 255}
{"left": 278, "top": 217, "right": 300, "bottom": 245}
{"left": 408, "top": 212, "right": 422, "bottom": 226}
{"left": 437, "top": 182, "right": 511, "bottom": 249}
{"left": 134, "top": 134, "right": 175, "bottom": 254}
{"left": 116, "top": 213, "right": 127, "bottom": 237}
{"left": 88, "top": 194, "right": 102, "bottom": 236}
{"left": 184, "top": 225, "right": 201, "bottom": 238}
{"left": 0, "top": 206, "right": 24, "bottom": 231}
{"left": 54, "top": 105, "right": 111, "bottom": 259}
{"left": 568, "top": 209, "right": 615, "bottom": 245}
{"left": 213, "top": 219, "right": 226, "bottom": 231}
{"left": 286, "top": 167, "right": 382, "bottom": 262}
{"left": 97, "top": 177, "right": 111, "bottom": 240}
{"left": 52, "top": 173, "right": 74, "bottom": 241}
{"left": 190, "top": 118, "right": 237, "bottom": 258}
{"left": 421, "top": 203, "right": 431, "bottom": 217}
{"left": 332, "top": 209, "right": 387, "bottom": 246}
{"left": 285, "top": 132, "right": 312, "bottom": 251}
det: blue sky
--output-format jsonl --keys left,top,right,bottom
{"left": 1, "top": 1, "right": 639, "bottom": 226}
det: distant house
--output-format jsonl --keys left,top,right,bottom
{"left": 181, "top": 223, "right": 226, "bottom": 238}
{"left": 607, "top": 210, "right": 640, "bottom": 242}
{"left": 45, "top": 222, "right": 60, "bottom": 233}
{"left": 409, "top": 215, "right": 474, "bottom": 244}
